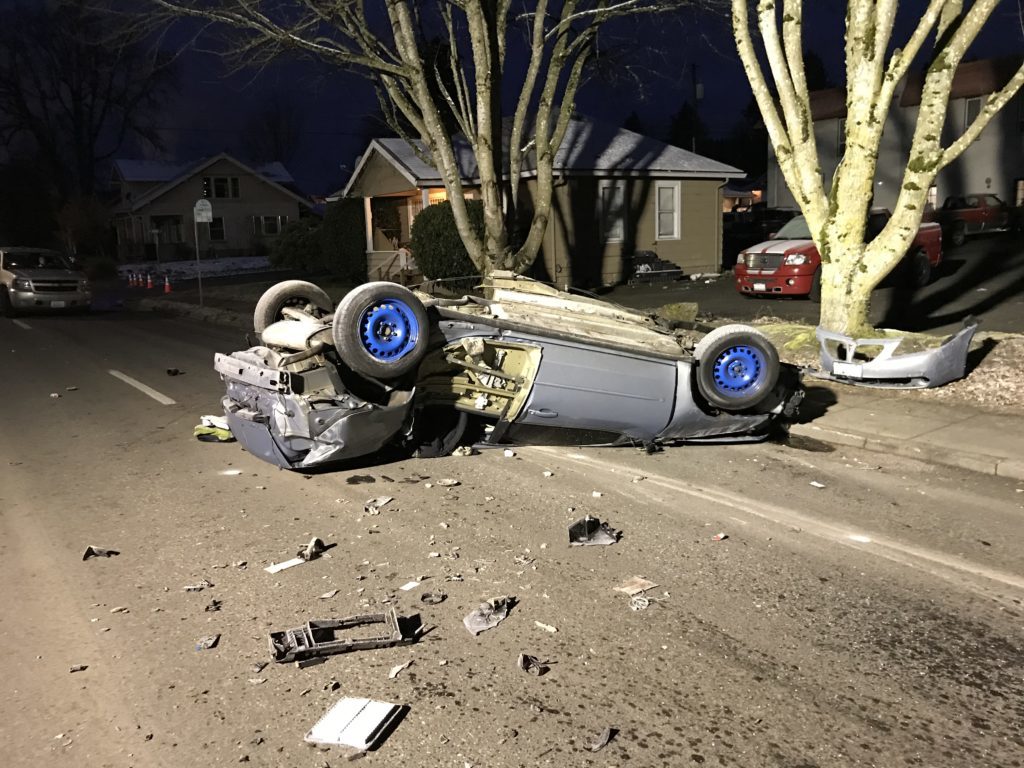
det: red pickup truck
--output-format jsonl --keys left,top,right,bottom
{"left": 733, "top": 210, "right": 942, "bottom": 301}
{"left": 926, "top": 194, "right": 1012, "bottom": 246}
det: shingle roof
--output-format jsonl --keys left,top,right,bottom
{"left": 113, "top": 157, "right": 294, "bottom": 184}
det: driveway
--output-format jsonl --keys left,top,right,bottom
{"left": 607, "top": 232, "right": 1024, "bottom": 335}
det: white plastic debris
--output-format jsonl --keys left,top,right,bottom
{"left": 399, "top": 580, "right": 421, "bottom": 591}
{"left": 304, "top": 697, "right": 404, "bottom": 752}
{"left": 809, "top": 481, "right": 826, "bottom": 489}
{"left": 613, "top": 576, "right": 658, "bottom": 597}
{"left": 534, "top": 621, "right": 558, "bottom": 633}
{"left": 388, "top": 660, "right": 412, "bottom": 679}
{"left": 503, "top": 449, "right": 516, "bottom": 458}
{"left": 543, "top": 470, "right": 553, "bottom": 478}
{"left": 319, "top": 589, "right": 339, "bottom": 599}
{"left": 363, "top": 496, "right": 394, "bottom": 515}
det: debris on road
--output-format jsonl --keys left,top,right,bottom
{"left": 49, "top": 392, "right": 61, "bottom": 399}
{"left": 614, "top": 576, "right": 658, "bottom": 597}
{"left": 399, "top": 580, "right": 421, "bottom": 592}
{"left": 304, "top": 697, "right": 405, "bottom": 754}
{"left": 195, "top": 414, "right": 235, "bottom": 442}
{"left": 346, "top": 475, "right": 376, "bottom": 485}
{"left": 591, "top": 491, "right": 603, "bottom": 498}
{"left": 319, "top": 589, "right": 339, "bottom": 600}
{"left": 205, "top": 600, "right": 223, "bottom": 612}
{"left": 265, "top": 537, "right": 330, "bottom": 573}
{"left": 69, "top": 664, "right": 88, "bottom": 673}
{"left": 588, "top": 727, "right": 617, "bottom": 752}
{"left": 534, "top": 621, "right": 558, "bottom": 633}
{"left": 464, "top": 596, "right": 514, "bottom": 636}
{"left": 195, "top": 634, "right": 221, "bottom": 651}
{"left": 711, "top": 532, "right": 728, "bottom": 541}
{"left": 516, "top": 653, "right": 549, "bottom": 676}
{"left": 451, "top": 446, "right": 476, "bottom": 457}
{"left": 364, "top": 496, "right": 394, "bottom": 515}
{"left": 388, "top": 660, "right": 412, "bottom": 679}
{"left": 82, "top": 546, "right": 119, "bottom": 561}
{"left": 65, "top": 386, "right": 78, "bottom": 392}
{"left": 629, "top": 595, "right": 650, "bottom": 611}
{"left": 166, "top": 368, "right": 184, "bottom": 376}
{"left": 269, "top": 608, "right": 415, "bottom": 663}
{"left": 436, "top": 478, "right": 460, "bottom": 487}
{"left": 568, "top": 515, "right": 620, "bottom": 546}
{"left": 420, "top": 592, "right": 446, "bottom": 605}
{"left": 109, "top": 606, "right": 129, "bottom": 614}
{"left": 220, "top": 469, "right": 243, "bottom": 476}
{"left": 810, "top": 481, "right": 826, "bottom": 489}
{"left": 251, "top": 661, "right": 269, "bottom": 674}
{"left": 184, "top": 578, "right": 214, "bottom": 592}
{"left": 543, "top": 470, "right": 554, "bottom": 478}
{"left": 503, "top": 449, "right": 516, "bottom": 458}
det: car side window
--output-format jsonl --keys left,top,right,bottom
{"left": 965, "top": 195, "right": 979, "bottom": 207}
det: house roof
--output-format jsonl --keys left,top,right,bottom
{"left": 113, "top": 153, "right": 307, "bottom": 213}
{"left": 334, "top": 118, "right": 742, "bottom": 199}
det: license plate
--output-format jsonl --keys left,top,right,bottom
{"left": 50, "top": 301, "right": 66, "bottom": 308}
{"left": 833, "top": 361, "right": 863, "bottom": 378}
{"left": 753, "top": 282, "right": 767, "bottom": 291}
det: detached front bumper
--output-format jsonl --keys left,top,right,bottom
{"left": 734, "top": 268, "right": 814, "bottom": 296}
{"left": 10, "top": 288, "right": 91, "bottom": 310}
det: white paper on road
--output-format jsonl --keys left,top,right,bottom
{"left": 108, "top": 369, "right": 177, "bottom": 405}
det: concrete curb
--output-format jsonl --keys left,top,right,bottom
{"left": 789, "top": 422, "right": 1024, "bottom": 482}
{"left": 136, "top": 298, "right": 249, "bottom": 330}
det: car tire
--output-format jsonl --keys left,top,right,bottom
{"left": 951, "top": 221, "right": 966, "bottom": 247}
{"left": 693, "top": 324, "right": 780, "bottom": 411}
{"left": 808, "top": 268, "right": 822, "bottom": 303}
{"left": 911, "top": 249, "right": 931, "bottom": 288}
{"left": 253, "top": 280, "right": 333, "bottom": 334}
{"left": 332, "top": 282, "right": 429, "bottom": 380}
{"left": 0, "top": 287, "right": 17, "bottom": 318}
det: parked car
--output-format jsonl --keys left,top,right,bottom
{"left": 214, "top": 275, "right": 803, "bottom": 470}
{"left": 0, "top": 247, "right": 92, "bottom": 317}
{"left": 926, "top": 194, "right": 1012, "bottom": 246}
{"left": 723, "top": 205, "right": 799, "bottom": 268}
{"left": 732, "top": 211, "right": 942, "bottom": 301}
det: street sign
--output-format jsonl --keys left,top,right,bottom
{"left": 194, "top": 199, "right": 213, "bottom": 223}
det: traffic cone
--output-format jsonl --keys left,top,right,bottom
{"left": 130, "top": 272, "right": 138, "bottom": 288}
{"left": 146, "top": 273, "right": 153, "bottom": 289}
{"left": 163, "top": 275, "right": 172, "bottom": 294}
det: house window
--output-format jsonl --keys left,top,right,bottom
{"left": 427, "top": 188, "right": 447, "bottom": 205}
{"left": 1016, "top": 179, "right": 1024, "bottom": 207}
{"left": 965, "top": 96, "right": 982, "bottom": 132}
{"left": 655, "top": 181, "right": 680, "bottom": 240}
{"left": 599, "top": 180, "right": 626, "bottom": 242}
{"left": 209, "top": 217, "right": 226, "bottom": 242}
{"left": 203, "top": 176, "right": 240, "bottom": 199}
{"left": 838, "top": 118, "right": 846, "bottom": 156}
{"left": 253, "top": 215, "right": 287, "bottom": 236}
{"left": 926, "top": 185, "right": 938, "bottom": 211}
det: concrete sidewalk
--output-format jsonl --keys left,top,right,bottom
{"left": 793, "top": 382, "right": 1024, "bottom": 481}
{"left": 134, "top": 295, "right": 1024, "bottom": 483}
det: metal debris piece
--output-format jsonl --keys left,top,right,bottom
{"left": 568, "top": 516, "right": 620, "bottom": 546}
{"left": 463, "top": 596, "right": 513, "bottom": 636}
{"left": 711, "top": 532, "right": 728, "bottom": 542}
{"left": 814, "top": 317, "right": 979, "bottom": 389}
{"left": 298, "top": 537, "right": 327, "bottom": 561}
{"left": 319, "top": 589, "right": 339, "bottom": 600}
{"left": 304, "top": 697, "right": 405, "bottom": 753}
{"left": 109, "top": 606, "right": 129, "bottom": 614}
{"left": 436, "top": 478, "right": 460, "bottom": 487}
{"left": 269, "top": 607, "right": 414, "bottom": 663}
{"left": 205, "top": 600, "right": 223, "bottom": 612}
{"left": 420, "top": 592, "right": 447, "bottom": 605}
{"left": 82, "top": 546, "right": 119, "bottom": 561}
{"left": 363, "top": 496, "right": 394, "bottom": 515}
{"left": 69, "top": 664, "right": 88, "bottom": 673}
{"left": 587, "top": 727, "right": 617, "bottom": 752}
{"left": 451, "top": 446, "right": 476, "bottom": 457}
{"left": 614, "top": 576, "right": 658, "bottom": 597}
{"left": 629, "top": 596, "right": 650, "bottom": 611}
{"left": 195, "top": 634, "right": 220, "bottom": 651}
{"left": 534, "top": 621, "right": 557, "bottom": 633}
{"left": 184, "top": 578, "right": 214, "bottom": 592}
{"left": 251, "top": 661, "right": 269, "bottom": 674}
{"left": 346, "top": 475, "right": 376, "bottom": 485}
{"left": 388, "top": 660, "right": 412, "bottom": 679}
{"left": 516, "top": 653, "right": 549, "bottom": 676}
{"left": 248, "top": 678, "right": 267, "bottom": 685}
{"left": 65, "top": 386, "right": 78, "bottom": 392}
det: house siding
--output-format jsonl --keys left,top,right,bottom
{"left": 348, "top": 151, "right": 418, "bottom": 197}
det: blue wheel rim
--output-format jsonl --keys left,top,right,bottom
{"left": 359, "top": 299, "right": 420, "bottom": 362}
{"left": 711, "top": 345, "right": 765, "bottom": 397}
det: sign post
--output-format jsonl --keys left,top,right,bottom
{"left": 193, "top": 199, "right": 213, "bottom": 308}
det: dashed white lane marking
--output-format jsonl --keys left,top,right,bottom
{"left": 108, "top": 369, "right": 177, "bottom": 405}
{"left": 12, "top": 319, "right": 31, "bottom": 330}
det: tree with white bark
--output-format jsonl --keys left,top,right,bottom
{"left": 138, "top": 0, "right": 704, "bottom": 276}
{"left": 733, "top": 1, "right": 1024, "bottom": 334}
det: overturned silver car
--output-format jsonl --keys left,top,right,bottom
{"left": 214, "top": 274, "right": 802, "bottom": 470}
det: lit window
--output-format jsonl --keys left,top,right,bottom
{"left": 655, "top": 182, "right": 680, "bottom": 240}
{"left": 427, "top": 188, "right": 447, "bottom": 205}
{"left": 600, "top": 181, "right": 626, "bottom": 242}
{"left": 926, "top": 185, "right": 938, "bottom": 211}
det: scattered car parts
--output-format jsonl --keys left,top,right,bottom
{"left": 269, "top": 607, "right": 414, "bottom": 663}
{"left": 568, "top": 515, "right": 620, "bottom": 546}
{"left": 82, "top": 546, "right": 119, "bottom": 561}
{"left": 815, "top": 317, "right": 978, "bottom": 388}
{"left": 463, "top": 596, "right": 514, "bottom": 636}
{"left": 304, "top": 697, "right": 406, "bottom": 754}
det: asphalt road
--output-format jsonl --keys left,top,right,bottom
{"left": 2, "top": 311, "right": 1023, "bottom": 767}
{"left": 607, "top": 233, "right": 1024, "bottom": 335}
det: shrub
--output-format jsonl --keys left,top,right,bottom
{"left": 320, "top": 198, "right": 366, "bottom": 282}
{"left": 410, "top": 199, "right": 482, "bottom": 280}
{"left": 269, "top": 219, "right": 321, "bottom": 270}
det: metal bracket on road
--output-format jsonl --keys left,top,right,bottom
{"left": 269, "top": 607, "right": 415, "bottom": 663}
{"left": 214, "top": 352, "right": 291, "bottom": 393}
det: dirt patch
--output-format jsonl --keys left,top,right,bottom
{"left": 752, "top": 320, "right": 1024, "bottom": 415}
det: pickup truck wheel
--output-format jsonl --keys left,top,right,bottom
{"left": 693, "top": 324, "right": 780, "bottom": 411}
{"left": 911, "top": 249, "right": 932, "bottom": 288}
{"left": 951, "top": 221, "right": 966, "bottom": 247}
{"left": 253, "top": 280, "right": 333, "bottom": 334}
{"left": 332, "top": 282, "right": 429, "bottom": 380}
{"left": 0, "top": 287, "right": 17, "bottom": 318}
{"left": 808, "top": 269, "right": 822, "bottom": 303}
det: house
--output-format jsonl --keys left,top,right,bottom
{"left": 111, "top": 153, "right": 311, "bottom": 261}
{"left": 332, "top": 118, "right": 742, "bottom": 288}
{"left": 766, "top": 56, "right": 1024, "bottom": 212}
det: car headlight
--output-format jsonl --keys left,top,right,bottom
{"left": 739, "top": 253, "right": 752, "bottom": 267}
{"left": 13, "top": 278, "right": 32, "bottom": 291}
{"left": 783, "top": 253, "right": 808, "bottom": 265}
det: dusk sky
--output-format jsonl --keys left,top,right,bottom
{"left": 155, "top": 2, "right": 1024, "bottom": 197}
